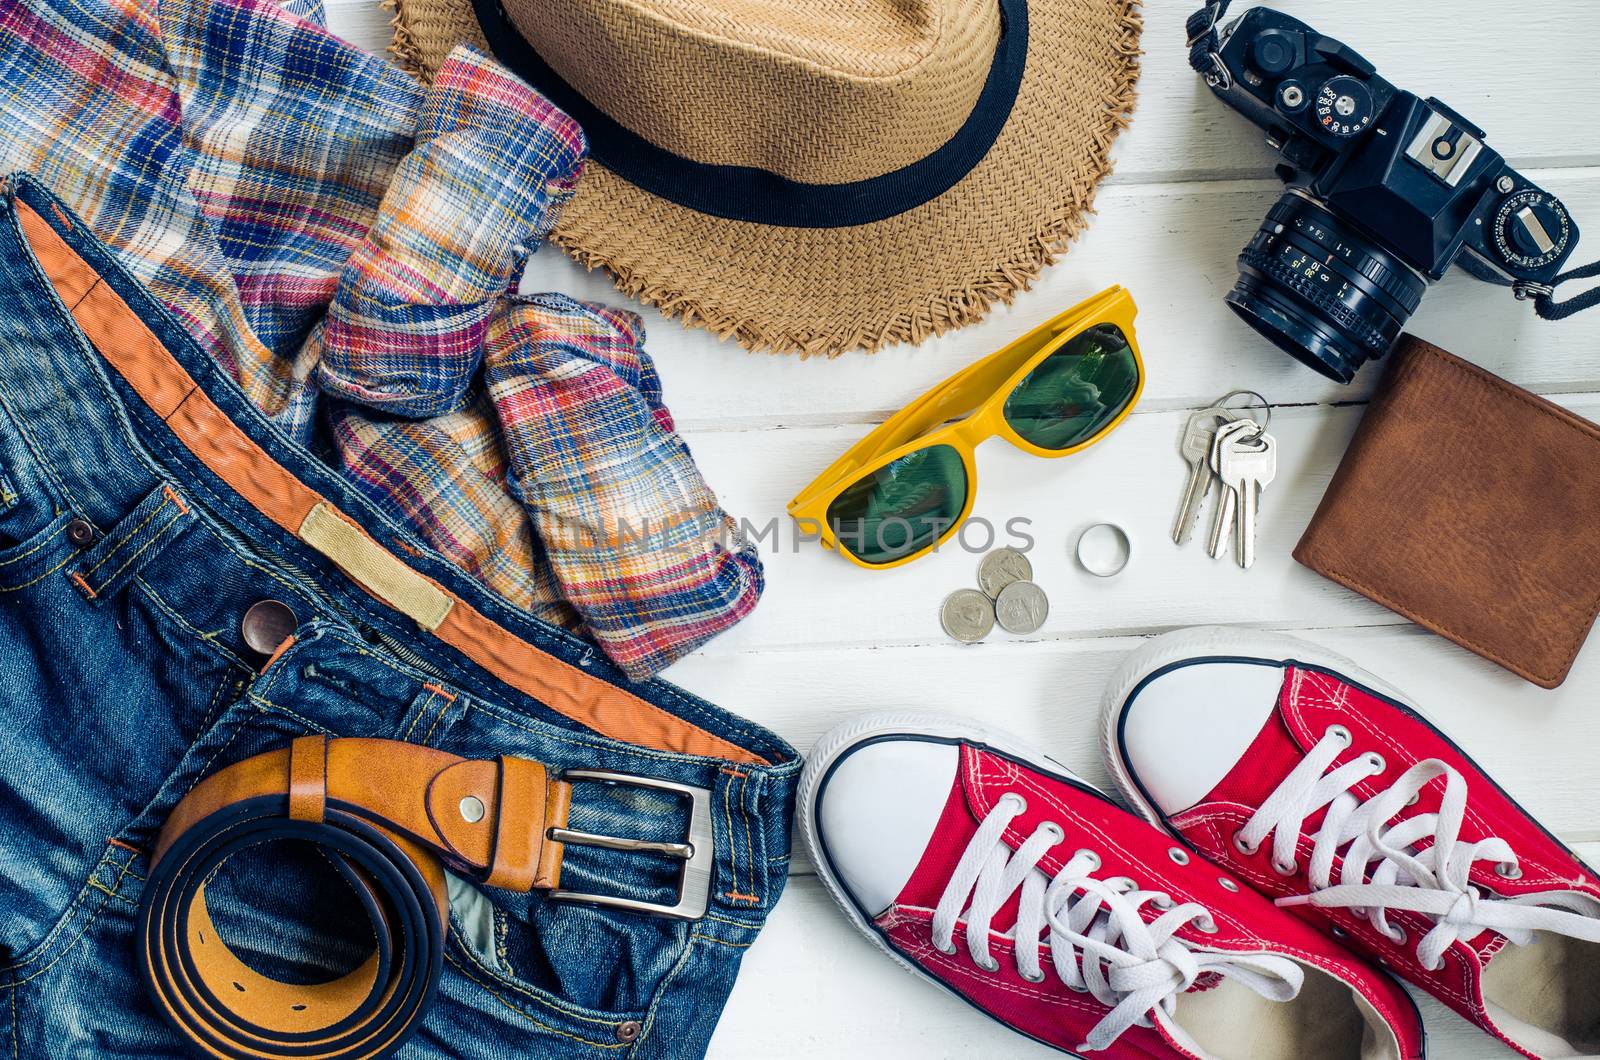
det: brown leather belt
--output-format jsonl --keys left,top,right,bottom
{"left": 138, "top": 736, "right": 713, "bottom": 1059}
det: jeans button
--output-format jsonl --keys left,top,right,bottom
{"left": 241, "top": 599, "right": 299, "bottom": 655}
{"left": 616, "top": 1020, "right": 642, "bottom": 1044}
{"left": 65, "top": 518, "right": 94, "bottom": 547}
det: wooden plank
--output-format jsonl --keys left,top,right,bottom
{"left": 670, "top": 624, "right": 1600, "bottom": 864}
{"left": 524, "top": 170, "right": 1600, "bottom": 430}
{"left": 664, "top": 393, "right": 1600, "bottom": 656}
{"left": 324, "top": 0, "right": 391, "bottom": 52}
{"left": 1109, "top": 0, "right": 1600, "bottom": 185}
{"left": 711, "top": 850, "right": 1600, "bottom": 1060}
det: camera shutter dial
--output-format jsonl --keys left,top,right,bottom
{"left": 1314, "top": 76, "right": 1376, "bottom": 138}
{"left": 1492, "top": 189, "right": 1572, "bottom": 273}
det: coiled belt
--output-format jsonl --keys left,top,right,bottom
{"left": 138, "top": 736, "right": 713, "bottom": 1059}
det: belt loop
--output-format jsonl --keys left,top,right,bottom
{"left": 64, "top": 481, "right": 197, "bottom": 604}
{"left": 483, "top": 756, "right": 547, "bottom": 891}
{"left": 717, "top": 765, "right": 761, "bottom": 910}
{"left": 288, "top": 734, "right": 329, "bottom": 823}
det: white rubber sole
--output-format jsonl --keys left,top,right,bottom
{"left": 1098, "top": 626, "right": 1422, "bottom": 829}
{"left": 796, "top": 711, "right": 1098, "bottom": 1025}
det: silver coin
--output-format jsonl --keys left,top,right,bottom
{"left": 940, "top": 588, "right": 996, "bottom": 644}
{"left": 977, "top": 547, "right": 1033, "bottom": 598}
{"left": 995, "top": 580, "right": 1049, "bottom": 635}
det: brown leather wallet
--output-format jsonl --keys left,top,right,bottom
{"left": 1295, "top": 335, "right": 1600, "bottom": 688}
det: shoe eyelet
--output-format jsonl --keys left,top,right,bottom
{"left": 1195, "top": 916, "right": 1219, "bottom": 934}
{"left": 1218, "top": 878, "right": 1239, "bottom": 893}
{"left": 1326, "top": 724, "right": 1353, "bottom": 747}
{"left": 1365, "top": 752, "right": 1386, "bottom": 773}
{"left": 1168, "top": 847, "right": 1191, "bottom": 866}
{"left": 1233, "top": 831, "right": 1259, "bottom": 856}
{"left": 1041, "top": 822, "right": 1065, "bottom": 843}
{"left": 1496, "top": 861, "right": 1524, "bottom": 880}
{"left": 1405, "top": 792, "right": 1421, "bottom": 807}
{"left": 1073, "top": 849, "right": 1102, "bottom": 872}
{"left": 1002, "top": 793, "right": 1028, "bottom": 813}
{"left": 1020, "top": 968, "right": 1046, "bottom": 983}
{"left": 1151, "top": 893, "right": 1176, "bottom": 909}
{"left": 1271, "top": 857, "right": 1298, "bottom": 877}
{"left": 1105, "top": 876, "right": 1136, "bottom": 893}
{"left": 1330, "top": 925, "right": 1349, "bottom": 940}
{"left": 1383, "top": 924, "right": 1407, "bottom": 945}
{"left": 934, "top": 937, "right": 959, "bottom": 956}
{"left": 1067, "top": 980, "right": 1090, "bottom": 993}
{"left": 975, "top": 954, "right": 1000, "bottom": 973}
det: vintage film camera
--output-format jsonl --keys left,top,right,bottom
{"left": 1189, "top": 3, "right": 1587, "bottom": 382}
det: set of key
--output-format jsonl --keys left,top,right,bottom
{"left": 1170, "top": 403, "right": 1277, "bottom": 568}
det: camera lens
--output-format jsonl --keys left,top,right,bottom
{"left": 1226, "top": 192, "right": 1426, "bottom": 383}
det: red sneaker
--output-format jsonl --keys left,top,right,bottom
{"left": 1104, "top": 627, "right": 1600, "bottom": 1060}
{"left": 799, "top": 712, "right": 1424, "bottom": 1059}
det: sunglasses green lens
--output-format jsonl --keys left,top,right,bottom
{"left": 1003, "top": 323, "right": 1139, "bottom": 451}
{"left": 826, "top": 444, "right": 968, "bottom": 564}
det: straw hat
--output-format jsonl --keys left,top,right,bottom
{"left": 387, "top": 0, "right": 1142, "bottom": 355}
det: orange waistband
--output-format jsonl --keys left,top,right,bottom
{"left": 16, "top": 201, "right": 766, "bottom": 768}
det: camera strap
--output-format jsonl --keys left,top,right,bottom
{"left": 1533, "top": 258, "right": 1600, "bottom": 321}
{"left": 1186, "top": 0, "right": 1235, "bottom": 85}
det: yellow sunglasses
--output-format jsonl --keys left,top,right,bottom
{"left": 788, "top": 286, "right": 1145, "bottom": 569}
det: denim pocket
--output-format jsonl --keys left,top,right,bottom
{"left": 0, "top": 397, "right": 65, "bottom": 552}
{"left": 0, "top": 509, "right": 78, "bottom": 593}
{"left": 0, "top": 478, "right": 251, "bottom": 969}
{"left": 416, "top": 696, "right": 698, "bottom": 1055}
{"left": 0, "top": 648, "right": 249, "bottom": 974}
{"left": 430, "top": 924, "right": 656, "bottom": 1058}
{"left": 434, "top": 864, "right": 666, "bottom": 1058}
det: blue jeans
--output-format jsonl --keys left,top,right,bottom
{"left": 0, "top": 174, "right": 798, "bottom": 1059}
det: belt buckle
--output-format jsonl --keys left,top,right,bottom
{"left": 548, "top": 769, "right": 714, "bottom": 921}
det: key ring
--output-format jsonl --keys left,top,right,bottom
{"left": 1216, "top": 388, "right": 1271, "bottom": 441}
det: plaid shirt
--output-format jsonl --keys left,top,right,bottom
{"left": 0, "top": 0, "right": 761, "bottom": 678}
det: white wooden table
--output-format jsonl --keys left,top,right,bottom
{"left": 328, "top": 3, "right": 1600, "bottom": 1056}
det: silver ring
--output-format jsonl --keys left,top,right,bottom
{"left": 1076, "top": 523, "right": 1132, "bottom": 578}
{"left": 1217, "top": 388, "right": 1272, "bottom": 440}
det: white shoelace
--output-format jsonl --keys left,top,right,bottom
{"left": 931, "top": 793, "right": 1303, "bottom": 1053}
{"left": 1241, "top": 728, "right": 1600, "bottom": 971}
